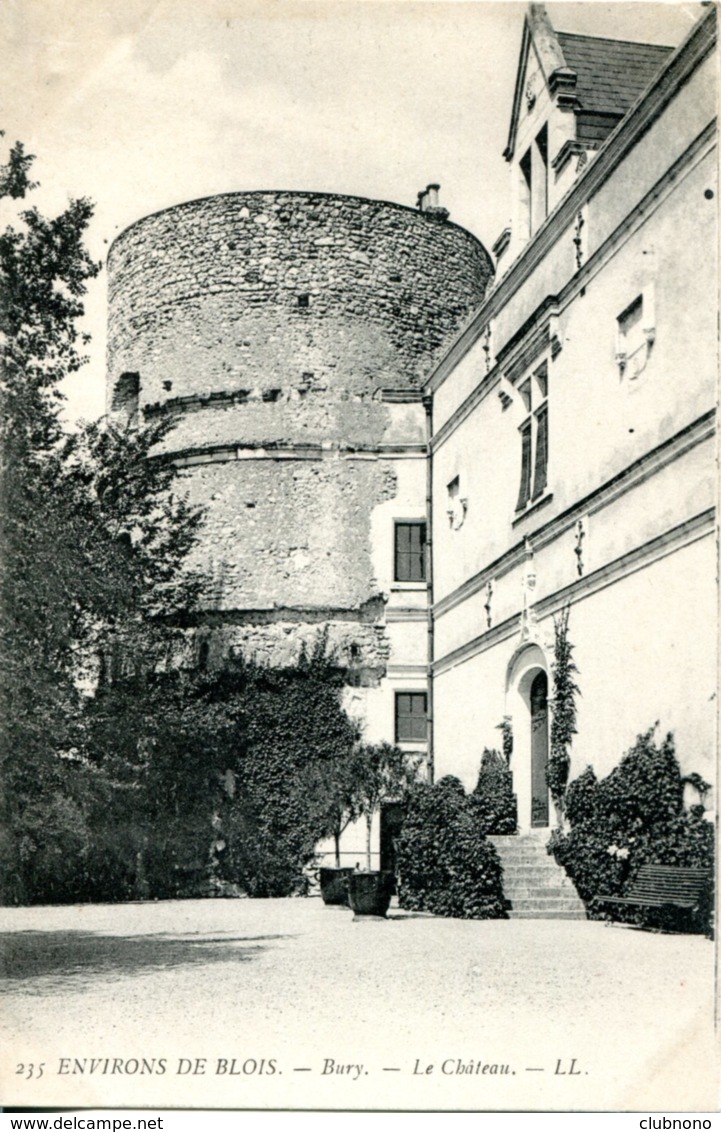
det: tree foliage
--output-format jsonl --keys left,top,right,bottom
{"left": 396, "top": 776, "right": 507, "bottom": 919}
{"left": 348, "top": 741, "right": 421, "bottom": 870}
{"left": 547, "top": 604, "right": 580, "bottom": 809}
{"left": 0, "top": 132, "right": 405, "bottom": 907}
{"left": 83, "top": 648, "right": 362, "bottom": 900}
{"left": 473, "top": 747, "right": 517, "bottom": 834}
{"left": 0, "top": 134, "right": 203, "bottom": 904}
{"left": 548, "top": 727, "right": 714, "bottom": 933}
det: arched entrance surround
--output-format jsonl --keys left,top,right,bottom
{"left": 505, "top": 643, "right": 551, "bottom": 833}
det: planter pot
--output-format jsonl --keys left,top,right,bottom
{"left": 347, "top": 870, "right": 395, "bottom": 919}
{"left": 319, "top": 866, "right": 353, "bottom": 906}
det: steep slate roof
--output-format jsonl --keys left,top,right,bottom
{"left": 555, "top": 32, "right": 674, "bottom": 116}
{"left": 504, "top": 6, "right": 675, "bottom": 161}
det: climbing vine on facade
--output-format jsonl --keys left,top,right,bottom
{"left": 496, "top": 716, "right": 513, "bottom": 765}
{"left": 547, "top": 605, "right": 579, "bottom": 818}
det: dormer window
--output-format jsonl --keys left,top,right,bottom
{"left": 518, "top": 125, "right": 549, "bottom": 244}
{"left": 519, "top": 149, "right": 532, "bottom": 243}
{"left": 535, "top": 125, "right": 548, "bottom": 224}
{"left": 503, "top": 7, "right": 672, "bottom": 267}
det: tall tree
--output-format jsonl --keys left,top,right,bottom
{"left": 0, "top": 135, "right": 203, "bottom": 903}
{"left": 0, "top": 134, "right": 102, "bottom": 797}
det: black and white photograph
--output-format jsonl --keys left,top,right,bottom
{"left": 0, "top": 0, "right": 717, "bottom": 1115}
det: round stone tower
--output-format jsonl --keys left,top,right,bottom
{"left": 107, "top": 190, "right": 492, "bottom": 714}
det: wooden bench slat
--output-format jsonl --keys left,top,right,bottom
{"left": 593, "top": 864, "right": 711, "bottom": 922}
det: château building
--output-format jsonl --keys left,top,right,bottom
{"left": 107, "top": 4, "right": 717, "bottom": 875}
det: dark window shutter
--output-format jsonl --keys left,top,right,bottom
{"left": 532, "top": 403, "right": 549, "bottom": 500}
{"left": 395, "top": 692, "right": 428, "bottom": 741}
{"left": 516, "top": 420, "right": 533, "bottom": 511}
{"left": 395, "top": 522, "right": 426, "bottom": 582}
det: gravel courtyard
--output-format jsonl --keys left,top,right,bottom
{"left": 1, "top": 898, "right": 716, "bottom": 1111}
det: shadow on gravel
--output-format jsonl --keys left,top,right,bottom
{"left": 0, "top": 930, "right": 290, "bottom": 986}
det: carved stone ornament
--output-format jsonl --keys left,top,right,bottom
{"left": 574, "top": 517, "right": 586, "bottom": 577}
{"left": 447, "top": 496, "right": 468, "bottom": 530}
{"left": 525, "top": 74, "right": 538, "bottom": 112}
{"left": 484, "top": 580, "right": 494, "bottom": 629}
{"left": 573, "top": 210, "right": 585, "bottom": 271}
{"left": 482, "top": 324, "right": 493, "bottom": 373}
{"left": 519, "top": 540, "right": 538, "bottom": 641}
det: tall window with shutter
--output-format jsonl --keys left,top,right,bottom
{"left": 394, "top": 521, "right": 426, "bottom": 582}
{"left": 395, "top": 692, "right": 427, "bottom": 743}
{"left": 515, "top": 363, "right": 549, "bottom": 512}
{"left": 517, "top": 418, "right": 533, "bottom": 511}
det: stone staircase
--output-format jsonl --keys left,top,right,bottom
{"left": 489, "top": 834, "right": 587, "bottom": 920}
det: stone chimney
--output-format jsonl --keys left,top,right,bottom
{"left": 417, "top": 183, "right": 449, "bottom": 221}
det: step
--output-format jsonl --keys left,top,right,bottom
{"left": 494, "top": 850, "right": 557, "bottom": 864}
{"left": 502, "top": 878, "right": 579, "bottom": 892}
{"left": 498, "top": 869, "right": 570, "bottom": 878}
{"left": 490, "top": 835, "right": 586, "bottom": 920}
{"left": 489, "top": 835, "right": 552, "bottom": 845}
{"left": 507, "top": 891, "right": 583, "bottom": 905}
{"left": 500, "top": 852, "right": 556, "bottom": 862}
{"left": 511, "top": 909, "right": 587, "bottom": 920}
{"left": 503, "top": 882, "right": 578, "bottom": 894}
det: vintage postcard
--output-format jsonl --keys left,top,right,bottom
{"left": 0, "top": 0, "right": 717, "bottom": 1114}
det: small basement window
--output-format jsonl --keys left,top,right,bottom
{"left": 297, "top": 294, "right": 310, "bottom": 309}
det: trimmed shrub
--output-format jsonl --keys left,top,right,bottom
{"left": 548, "top": 727, "right": 714, "bottom": 933}
{"left": 396, "top": 776, "right": 507, "bottom": 919}
{"left": 473, "top": 747, "right": 517, "bottom": 834}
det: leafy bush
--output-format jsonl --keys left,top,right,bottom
{"left": 396, "top": 776, "right": 507, "bottom": 919}
{"left": 496, "top": 717, "right": 513, "bottom": 764}
{"left": 548, "top": 727, "right": 714, "bottom": 933}
{"left": 473, "top": 747, "right": 517, "bottom": 834}
{"left": 51, "top": 641, "right": 361, "bottom": 903}
{"left": 1, "top": 756, "right": 143, "bottom": 906}
{"left": 215, "top": 654, "right": 360, "bottom": 896}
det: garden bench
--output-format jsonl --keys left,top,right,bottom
{"left": 593, "top": 864, "right": 712, "bottom": 935}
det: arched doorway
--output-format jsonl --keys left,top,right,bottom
{"left": 530, "top": 671, "right": 549, "bottom": 827}
{"left": 505, "top": 644, "right": 550, "bottom": 832}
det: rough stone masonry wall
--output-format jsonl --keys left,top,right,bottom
{"left": 179, "top": 456, "right": 398, "bottom": 612}
{"left": 107, "top": 191, "right": 492, "bottom": 409}
{"left": 107, "top": 191, "right": 492, "bottom": 671}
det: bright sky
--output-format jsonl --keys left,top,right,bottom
{"left": 1, "top": 0, "right": 702, "bottom": 425}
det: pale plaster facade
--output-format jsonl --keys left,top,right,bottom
{"left": 429, "top": 5, "right": 717, "bottom": 832}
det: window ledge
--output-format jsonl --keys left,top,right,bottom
{"left": 512, "top": 492, "right": 554, "bottom": 527}
{"left": 391, "top": 582, "right": 428, "bottom": 592}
